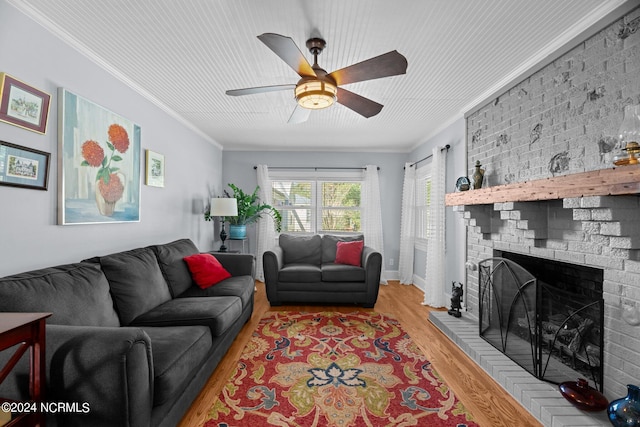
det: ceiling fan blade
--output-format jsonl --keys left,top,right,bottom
{"left": 288, "top": 104, "right": 311, "bottom": 124}
{"left": 329, "top": 50, "right": 408, "bottom": 86}
{"left": 336, "top": 87, "right": 383, "bottom": 118}
{"left": 226, "top": 84, "right": 295, "bottom": 96}
{"left": 257, "top": 33, "right": 316, "bottom": 78}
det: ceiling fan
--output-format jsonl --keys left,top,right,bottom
{"left": 226, "top": 33, "right": 408, "bottom": 123}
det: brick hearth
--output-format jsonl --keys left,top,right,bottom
{"left": 430, "top": 312, "right": 611, "bottom": 427}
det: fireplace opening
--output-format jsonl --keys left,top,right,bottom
{"left": 478, "top": 252, "right": 604, "bottom": 391}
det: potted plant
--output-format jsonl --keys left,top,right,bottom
{"left": 205, "top": 183, "right": 282, "bottom": 239}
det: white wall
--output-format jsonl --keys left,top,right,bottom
{"left": 221, "top": 150, "right": 406, "bottom": 275}
{"left": 0, "top": 2, "right": 223, "bottom": 277}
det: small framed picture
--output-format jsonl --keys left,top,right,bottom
{"left": 0, "top": 73, "right": 51, "bottom": 134}
{"left": 0, "top": 140, "right": 50, "bottom": 190}
{"left": 145, "top": 149, "right": 165, "bottom": 187}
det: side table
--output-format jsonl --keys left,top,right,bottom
{"left": 227, "top": 237, "right": 248, "bottom": 253}
{"left": 0, "top": 312, "right": 52, "bottom": 427}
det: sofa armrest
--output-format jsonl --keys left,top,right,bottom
{"left": 362, "top": 246, "right": 383, "bottom": 285}
{"left": 263, "top": 246, "right": 283, "bottom": 302}
{"left": 209, "top": 252, "right": 255, "bottom": 278}
{"left": 263, "top": 246, "right": 283, "bottom": 279}
{"left": 46, "top": 325, "right": 153, "bottom": 427}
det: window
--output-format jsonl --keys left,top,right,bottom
{"left": 271, "top": 172, "right": 361, "bottom": 234}
{"left": 414, "top": 165, "right": 432, "bottom": 248}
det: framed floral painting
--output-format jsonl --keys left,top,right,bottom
{"left": 58, "top": 88, "right": 141, "bottom": 224}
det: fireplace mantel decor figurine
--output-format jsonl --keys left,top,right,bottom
{"left": 472, "top": 160, "right": 485, "bottom": 189}
{"left": 448, "top": 282, "right": 463, "bottom": 317}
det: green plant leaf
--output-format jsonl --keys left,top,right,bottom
{"left": 111, "top": 155, "right": 123, "bottom": 162}
{"left": 80, "top": 160, "right": 90, "bottom": 166}
{"left": 106, "top": 141, "right": 115, "bottom": 151}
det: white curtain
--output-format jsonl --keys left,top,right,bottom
{"left": 398, "top": 163, "right": 416, "bottom": 285}
{"left": 423, "top": 147, "right": 447, "bottom": 307}
{"left": 255, "top": 164, "right": 275, "bottom": 282}
{"left": 362, "top": 165, "right": 387, "bottom": 284}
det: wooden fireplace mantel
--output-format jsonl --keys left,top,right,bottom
{"left": 445, "top": 164, "right": 640, "bottom": 206}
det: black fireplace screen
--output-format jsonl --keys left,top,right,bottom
{"left": 478, "top": 255, "right": 604, "bottom": 391}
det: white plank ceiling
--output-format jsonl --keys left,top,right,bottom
{"left": 7, "top": 0, "right": 631, "bottom": 151}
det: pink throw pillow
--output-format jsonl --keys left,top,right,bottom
{"left": 183, "top": 253, "right": 231, "bottom": 289}
{"left": 335, "top": 240, "right": 364, "bottom": 266}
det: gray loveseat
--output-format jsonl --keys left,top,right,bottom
{"left": 0, "top": 238, "right": 254, "bottom": 427}
{"left": 263, "top": 234, "right": 382, "bottom": 307}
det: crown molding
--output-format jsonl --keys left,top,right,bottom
{"left": 7, "top": 0, "right": 223, "bottom": 151}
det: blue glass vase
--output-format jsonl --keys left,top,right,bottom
{"left": 608, "top": 384, "right": 640, "bottom": 427}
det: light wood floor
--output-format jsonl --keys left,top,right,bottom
{"left": 178, "top": 281, "right": 542, "bottom": 427}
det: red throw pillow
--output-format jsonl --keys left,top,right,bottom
{"left": 183, "top": 253, "right": 231, "bottom": 289}
{"left": 335, "top": 240, "right": 364, "bottom": 267}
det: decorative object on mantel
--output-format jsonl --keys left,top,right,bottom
{"left": 455, "top": 176, "right": 470, "bottom": 191}
{"left": 558, "top": 378, "right": 608, "bottom": 412}
{"left": 614, "top": 105, "right": 640, "bottom": 166}
{"left": 472, "top": 160, "right": 484, "bottom": 189}
{"left": 607, "top": 384, "right": 640, "bottom": 426}
{"left": 448, "top": 282, "right": 463, "bottom": 317}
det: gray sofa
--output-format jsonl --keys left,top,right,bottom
{"left": 263, "top": 234, "right": 382, "bottom": 307}
{"left": 0, "top": 238, "right": 254, "bottom": 427}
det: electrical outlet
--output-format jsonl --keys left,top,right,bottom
{"left": 389, "top": 258, "right": 394, "bottom": 266}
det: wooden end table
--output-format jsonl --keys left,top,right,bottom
{"left": 0, "top": 312, "right": 52, "bottom": 427}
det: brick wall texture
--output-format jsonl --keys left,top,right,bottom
{"left": 463, "top": 7, "right": 640, "bottom": 399}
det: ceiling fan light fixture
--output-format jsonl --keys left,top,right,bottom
{"left": 295, "top": 79, "right": 337, "bottom": 110}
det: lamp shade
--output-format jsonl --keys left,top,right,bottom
{"left": 210, "top": 198, "right": 238, "bottom": 217}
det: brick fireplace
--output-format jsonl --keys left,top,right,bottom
{"left": 433, "top": 5, "right": 640, "bottom": 426}
{"left": 432, "top": 195, "right": 640, "bottom": 426}
{"left": 462, "top": 194, "right": 640, "bottom": 400}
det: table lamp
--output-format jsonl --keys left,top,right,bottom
{"left": 210, "top": 198, "right": 237, "bottom": 251}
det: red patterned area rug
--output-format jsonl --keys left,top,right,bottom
{"left": 203, "top": 311, "right": 479, "bottom": 427}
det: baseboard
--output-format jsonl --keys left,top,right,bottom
{"left": 383, "top": 269, "right": 399, "bottom": 281}
{"left": 412, "top": 274, "right": 426, "bottom": 291}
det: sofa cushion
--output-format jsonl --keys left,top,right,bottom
{"left": 321, "top": 263, "right": 366, "bottom": 282}
{"left": 151, "top": 238, "right": 199, "bottom": 297}
{"left": 178, "top": 275, "right": 254, "bottom": 309}
{"left": 131, "top": 296, "right": 242, "bottom": 337}
{"left": 278, "top": 264, "right": 322, "bottom": 283}
{"left": 97, "top": 247, "right": 172, "bottom": 325}
{"left": 280, "top": 234, "right": 322, "bottom": 265}
{"left": 321, "top": 234, "right": 364, "bottom": 264}
{"left": 183, "top": 253, "right": 231, "bottom": 289}
{"left": 335, "top": 240, "right": 364, "bottom": 266}
{"left": 142, "top": 326, "right": 212, "bottom": 406}
{"left": 0, "top": 263, "right": 120, "bottom": 327}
